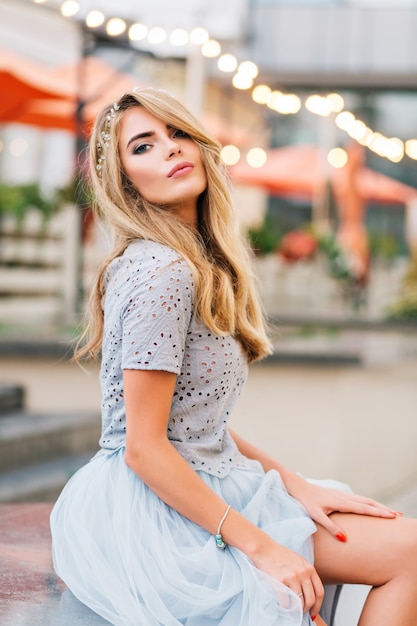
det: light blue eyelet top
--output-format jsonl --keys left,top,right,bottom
{"left": 98, "top": 239, "right": 253, "bottom": 477}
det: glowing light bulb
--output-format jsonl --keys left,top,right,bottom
{"left": 267, "top": 92, "right": 301, "bottom": 115}
{"left": 247, "top": 148, "right": 267, "bottom": 168}
{"left": 190, "top": 27, "right": 209, "bottom": 45}
{"left": 327, "top": 148, "right": 348, "bottom": 168}
{"left": 368, "top": 133, "right": 390, "bottom": 158}
{"left": 266, "top": 90, "right": 283, "bottom": 110}
{"left": 129, "top": 23, "right": 147, "bottom": 41}
{"left": 277, "top": 94, "right": 301, "bottom": 115}
{"left": 305, "top": 94, "right": 332, "bottom": 117}
{"left": 201, "top": 39, "right": 221, "bottom": 58}
{"left": 406, "top": 139, "right": 417, "bottom": 160}
{"left": 221, "top": 145, "right": 241, "bottom": 166}
{"left": 237, "top": 61, "right": 258, "bottom": 79}
{"left": 86, "top": 10, "right": 105, "bottom": 28}
{"left": 335, "top": 111, "right": 356, "bottom": 131}
{"left": 106, "top": 18, "right": 126, "bottom": 36}
{"left": 252, "top": 85, "right": 271, "bottom": 104}
{"left": 61, "top": 1, "right": 79, "bottom": 17}
{"left": 386, "top": 137, "right": 404, "bottom": 163}
{"left": 218, "top": 54, "right": 237, "bottom": 73}
{"left": 148, "top": 27, "right": 166, "bottom": 44}
{"left": 170, "top": 29, "right": 189, "bottom": 46}
{"left": 327, "top": 93, "right": 345, "bottom": 113}
{"left": 232, "top": 74, "right": 253, "bottom": 90}
{"left": 347, "top": 120, "right": 368, "bottom": 141}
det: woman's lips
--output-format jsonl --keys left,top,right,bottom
{"left": 168, "top": 162, "right": 194, "bottom": 178}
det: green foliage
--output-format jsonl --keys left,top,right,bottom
{"left": 0, "top": 182, "right": 56, "bottom": 223}
{"left": 316, "top": 233, "right": 355, "bottom": 282}
{"left": 0, "top": 179, "right": 92, "bottom": 224}
{"left": 369, "top": 232, "right": 400, "bottom": 263}
{"left": 315, "top": 232, "right": 367, "bottom": 311}
{"left": 387, "top": 257, "right": 417, "bottom": 321}
{"left": 247, "top": 215, "right": 282, "bottom": 256}
{"left": 54, "top": 176, "right": 93, "bottom": 209}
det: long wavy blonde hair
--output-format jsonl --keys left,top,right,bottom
{"left": 76, "top": 87, "right": 271, "bottom": 364}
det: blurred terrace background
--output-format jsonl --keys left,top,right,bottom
{"left": 0, "top": 0, "right": 416, "bottom": 520}
{"left": 1, "top": 2, "right": 417, "bottom": 623}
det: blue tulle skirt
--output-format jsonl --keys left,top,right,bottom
{"left": 50, "top": 448, "right": 331, "bottom": 626}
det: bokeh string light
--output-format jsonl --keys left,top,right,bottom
{"left": 31, "top": 0, "right": 417, "bottom": 168}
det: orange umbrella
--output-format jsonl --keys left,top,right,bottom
{"left": 49, "top": 55, "right": 142, "bottom": 133}
{"left": 229, "top": 144, "right": 417, "bottom": 205}
{"left": 0, "top": 47, "right": 70, "bottom": 128}
{"left": 0, "top": 47, "right": 141, "bottom": 132}
{"left": 333, "top": 143, "right": 369, "bottom": 282}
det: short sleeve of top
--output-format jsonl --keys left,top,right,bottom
{"left": 104, "top": 240, "right": 194, "bottom": 375}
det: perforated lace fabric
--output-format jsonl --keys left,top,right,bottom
{"left": 98, "top": 239, "right": 253, "bottom": 476}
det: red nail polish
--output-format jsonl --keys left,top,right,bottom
{"left": 311, "top": 616, "right": 317, "bottom": 622}
{"left": 336, "top": 532, "right": 347, "bottom": 542}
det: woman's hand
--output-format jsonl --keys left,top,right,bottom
{"left": 228, "top": 428, "right": 402, "bottom": 543}
{"left": 287, "top": 476, "right": 401, "bottom": 542}
{"left": 248, "top": 533, "right": 323, "bottom": 619}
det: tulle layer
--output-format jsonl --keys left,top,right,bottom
{"left": 50, "top": 449, "right": 320, "bottom": 626}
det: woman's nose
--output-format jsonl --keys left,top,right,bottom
{"left": 166, "top": 137, "right": 181, "bottom": 158}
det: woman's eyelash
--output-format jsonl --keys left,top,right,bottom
{"left": 133, "top": 143, "right": 150, "bottom": 154}
{"left": 173, "top": 129, "right": 189, "bottom": 138}
{"left": 132, "top": 131, "right": 189, "bottom": 153}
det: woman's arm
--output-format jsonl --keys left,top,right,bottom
{"left": 229, "top": 428, "right": 400, "bottom": 540}
{"left": 123, "top": 368, "right": 324, "bottom": 618}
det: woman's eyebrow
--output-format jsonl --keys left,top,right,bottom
{"left": 126, "top": 131, "right": 155, "bottom": 149}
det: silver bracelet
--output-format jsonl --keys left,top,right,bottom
{"left": 215, "top": 504, "right": 231, "bottom": 549}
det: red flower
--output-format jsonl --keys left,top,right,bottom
{"left": 279, "top": 230, "right": 318, "bottom": 262}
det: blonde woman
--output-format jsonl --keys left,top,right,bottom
{"left": 50, "top": 88, "right": 417, "bottom": 626}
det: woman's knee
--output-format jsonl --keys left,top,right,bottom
{"left": 390, "top": 517, "right": 417, "bottom": 576}
{"left": 314, "top": 514, "right": 417, "bottom": 586}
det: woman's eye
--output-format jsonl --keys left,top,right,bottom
{"left": 173, "top": 129, "right": 189, "bottom": 139}
{"left": 133, "top": 143, "right": 150, "bottom": 155}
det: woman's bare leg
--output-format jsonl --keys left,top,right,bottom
{"left": 313, "top": 513, "right": 417, "bottom": 625}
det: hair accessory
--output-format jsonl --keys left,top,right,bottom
{"left": 215, "top": 504, "right": 231, "bottom": 549}
{"left": 96, "top": 102, "right": 120, "bottom": 172}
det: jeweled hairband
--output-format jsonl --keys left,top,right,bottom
{"left": 96, "top": 101, "right": 120, "bottom": 172}
{"left": 95, "top": 86, "right": 176, "bottom": 173}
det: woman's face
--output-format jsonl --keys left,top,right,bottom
{"left": 118, "top": 106, "right": 207, "bottom": 224}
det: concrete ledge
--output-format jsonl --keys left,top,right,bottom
{"left": 0, "top": 454, "right": 94, "bottom": 503}
{"left": 268, "top": 315, "right": 417, "bottom": 332}
{"left": 0, "top": 503, "right": 110, "bottom": 626}
{"left": 264, "top": 350, "right": 361, "bottom": 366}
{"left": 0, "top": 411, "right": 100, "bottom": 473}
{"left": 0, "top": 338, "right": 75, "bottom": 359}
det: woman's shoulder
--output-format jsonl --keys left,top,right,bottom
{"left": 125, "top": 239, "right": 182, "bottom": 263}
{"left": 105, "top": 239, "right": 193, "bottom": 292}
{"left": 108, "top": 240, "right": 183, "bottom": 276}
